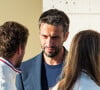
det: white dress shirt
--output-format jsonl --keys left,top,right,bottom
{"left": 0, "top": 57, "right": 21, "bottom": 90}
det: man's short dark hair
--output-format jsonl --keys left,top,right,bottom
{"left": 39, "top": 9, "right": 70, "bottom": 33}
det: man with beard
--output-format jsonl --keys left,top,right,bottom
{"left": 16, "top": 9, "right": 70, "bottom": 90}
{"left": 0, "top": 21, "right": 29, "bottom": 90}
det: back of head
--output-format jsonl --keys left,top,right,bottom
{"left": 0, "top": 21, "right": 29, "bottom": 59}
{"left": 39, "top": 9, "right": 70, "bottom": 33}
{"left": 59, "top": 30, "right": 100, "bottom": 90}
{"left": 70, "top": 30, "right": 100, "bottom": 75}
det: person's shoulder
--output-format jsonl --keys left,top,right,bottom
{"left": 24, "top": 52, "right": 42, "bottom": 62}
{"left": 76, "top": 72, "right": 100, "bottom": 90}
{"left": 80, "top": 72, "right": 96, "bottom": 85}
{"left": 20, "top": 52, "right": 43, "bottom": 68}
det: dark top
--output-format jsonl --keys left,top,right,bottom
{"left": 45, "top": 62, "right": 63, "bottom": 87}
{"left": 41, "top": 61, "right": 63, "bottom": 90}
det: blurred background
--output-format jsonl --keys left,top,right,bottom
{"left": 43, "top": 0, "right": 100, "bottom": 50}
{"left": 0, "top": 0, "right": 100, "bottom": 61}
{"left": 0, "top": 0, "right": 42, "bottom": 61}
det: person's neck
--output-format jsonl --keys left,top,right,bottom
{"left": 44, "top": 47, "right": 65, "bottom": 65}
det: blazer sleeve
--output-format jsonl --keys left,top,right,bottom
{"left": 16, "top": 74, "right": 24, "bottom": 90}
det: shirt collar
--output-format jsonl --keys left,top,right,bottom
{"left": 0, "top": 57, "right": 22, "bottom": 73}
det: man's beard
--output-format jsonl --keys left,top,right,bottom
{"left": 43, "top": 46, "right": 61, "bottom": 57}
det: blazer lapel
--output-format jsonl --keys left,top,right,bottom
{"left": 32, "top": 53, "right": 43, "bottom": 90}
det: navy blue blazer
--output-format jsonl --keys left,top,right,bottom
{"left": 16, "top": 52, "right": 43, "bottom": 90}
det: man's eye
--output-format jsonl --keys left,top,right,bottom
{"left": 42, "top": 35, "right": 47, "bottom": 38}
{"left": 52, "top": 36, "right": 59, "bottom": 39}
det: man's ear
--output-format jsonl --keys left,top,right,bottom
{"left": 64, "top": 32, "right": 69, "bottom": 42}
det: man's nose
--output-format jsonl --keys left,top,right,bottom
{"left": 46, "top": 38, "right": 54, "bottom": 47}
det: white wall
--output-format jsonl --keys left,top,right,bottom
{"left": 43, "top": 0, "right": 100, "bottom": 50}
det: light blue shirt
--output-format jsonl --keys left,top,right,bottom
{"left": 0, "top": 57, "right": 21, "bottom": 90}
{"left": 52, "top": 72, "right": 100, "bottom": 90}
{"left": 73, "top": 72, "right": 100, "bottom": 90}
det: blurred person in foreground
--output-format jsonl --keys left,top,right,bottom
{"left": 16, "top": 9, "right": 70, "bottom": 90}
{"left": 0, "top": 21, "right": 29, "bottom": 90}
{"left": 52, "top": 30, "right": 100, "bottom": 90}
